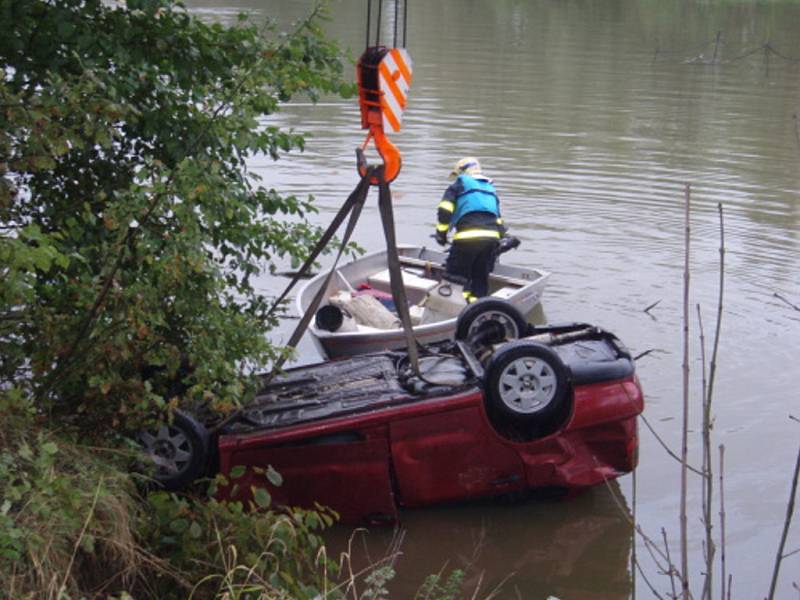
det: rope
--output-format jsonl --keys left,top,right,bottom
{"left": 367, "top": 0, "right": 411, "bottom": 49}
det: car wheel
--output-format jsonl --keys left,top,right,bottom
{"left": 484, "top": 341, "right": 569, "bottom": 423}
{"left": 138, "top": 410, "right": 210, "bottom": 490}
{"left": 455, "top": 298, "right": 528, "bottom": 346}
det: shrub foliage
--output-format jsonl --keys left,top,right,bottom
{"left": 0, "top": 1, "right": 362, "bottom": 597}
{"left": 0, "top": 0, "right": 350, "bottom": 432}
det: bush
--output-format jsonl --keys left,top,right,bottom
{"left": 0, "top": 0, "right": 351, "bottom": 435}
{"left": 0, "top": 1, "right": 361, "bottom": 598}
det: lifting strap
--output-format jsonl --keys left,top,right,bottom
{"left": 264, "top": 168, "right": 375, "bottom": 381}
{"left": 264, "top": 169, "right": 373, "bottom": 325}
{"left": 377, "top": 168, "right": 422, "bottom": 371}
{"left": 264, "top": 165, "right": 434, "bottom": 385}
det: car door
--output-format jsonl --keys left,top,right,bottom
{"left": 389, "top": 392, "right": 526, "bottom": 507}
{"left": 219, "top": 424, "right": 398, "bottom": 525}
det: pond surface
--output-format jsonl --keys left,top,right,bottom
{"left": 190, "top": 0, "right": 800, "bottom": 597}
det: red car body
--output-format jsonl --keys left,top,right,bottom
{"left": 215, "top": 325, "right": 643, "bottom": 525}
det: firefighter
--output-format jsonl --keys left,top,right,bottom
{"left": 434, "top": 157, "right": 505, "bottom": 303}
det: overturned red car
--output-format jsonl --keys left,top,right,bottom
{"left": 139, "top": 299, "right": 644, "bottom": 525}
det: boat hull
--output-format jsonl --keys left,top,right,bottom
{"left": 297, "top": 245, "right": 550, "bottom": 359}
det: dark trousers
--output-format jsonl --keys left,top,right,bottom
{"left": 444, "top": 238, "right": 498, "bottom": 298}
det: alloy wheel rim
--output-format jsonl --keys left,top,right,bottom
{"left": 139, "top": 425, "right": 193, "bottom": 477}
{"left": 498, "top": 355, "right": 557, "bottom": 414}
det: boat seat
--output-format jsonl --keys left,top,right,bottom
{"left": 490, "top": 286, "right": 516, "bottom": 300}
{"left": 367, "top": 268, "right": 439, "bottom": 305}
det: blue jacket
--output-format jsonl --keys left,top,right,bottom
{"left": 436, "top": 174, "right": 501, "bottom": 233}
{"left": 450, "top": 175, "right": 500, "bottom": 225}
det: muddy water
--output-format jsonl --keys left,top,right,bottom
{"left": 190, "top": 0, "right": 800, "bottom": 597}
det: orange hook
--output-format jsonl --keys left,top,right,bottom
{"left": 356, "top": 127, "right": 401, "bottom": 184}
{"left": 355, "top": 46, "right": 412, "bottom": 185}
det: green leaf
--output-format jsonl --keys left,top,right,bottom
{"left": 18, "top": 444, "right": 33, "bottom": 461}
{"left": 229, "top": 465, "right": 246, "bottom": 479}
{"left": 169, "top": 518, "right": 189, "bottom": 534}
{"left": 0, "top": 549, "right": 21, "bottom": 561}
{"left": 80, "top": 533, "right": 96, "bottom": 553}
{"left": 266, "top": 465, "right": 283, "bottom": 487}
{"left": 252, "top": 486, "right": 271, "bottom": 509}
{"left": 188, "top": 521, "right": 203, "bottom": 539}
{"left": 41, "top": 442, "right": 58, "bottom": 456}
{"left": 32, "top": 155, "right": 56, "bottom": 171}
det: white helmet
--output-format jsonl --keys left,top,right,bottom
{"left": 449, "top": 156, "right": 482, "bottom": 180}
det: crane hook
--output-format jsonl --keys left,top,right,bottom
{"left": 356, "top": 46, "right": 413, "bottom": 185}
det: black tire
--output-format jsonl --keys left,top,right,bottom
{"left": 455, "top": 298, "right": 528, "bottom": 345}
{"left": 137, "top": 410, "right": 210, "bottom": 491}
{"left": 484, "top": 341, "right": 570, "bottom": 424}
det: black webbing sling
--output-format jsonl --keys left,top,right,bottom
{"left": 263, "top": 164, "right": 434, "bottom": 385}
{"left": 264, "top": 167, "right": 375, "bottom": 380}
{"left": 377, "top": 169, "right": 423, "bottom": 375}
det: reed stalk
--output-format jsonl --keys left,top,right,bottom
{"left": 702, "top": 202, "right": 725, "bottom": 599}
{"left": 766, "top": 446, "right": 800, "bottom": 600}
{"left": 697, "top": 304, "right": 714, "bottom": 600}
{"left": 680, "top": 183, "right": 691, "bottom": 599}
{"left": 719, "top": 445, "right": 727, "bottom": 600}
{"left": 663, "top": 528, "right": 679, "bottom": 599}
{"left": 632, "top": 467, "right": 638, "bottom": 600}
{"left": 629, "top": 189, "right": 800, "bottom": 599}
{"left": 640, "top": 413, "right": 704, "bottom": 475}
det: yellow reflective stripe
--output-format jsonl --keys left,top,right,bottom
{"left": 453, "top": 229, "right": 501, "bottom": 240}
{"left": 436, "top": 223, "right": 449, "bottom": 232}
{"left": 437, "top": 200, "right": 455, "bottom": 213}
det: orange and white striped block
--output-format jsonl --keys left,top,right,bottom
{"left": 378, "top": 48, "right": 413, "bottom": 134}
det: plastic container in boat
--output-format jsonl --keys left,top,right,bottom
{"left": 420, "top": 281, "right": 466, "bottom": 324}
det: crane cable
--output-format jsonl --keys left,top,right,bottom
{"left": 365, "top": 0, "right": 408, "bottom": 48}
